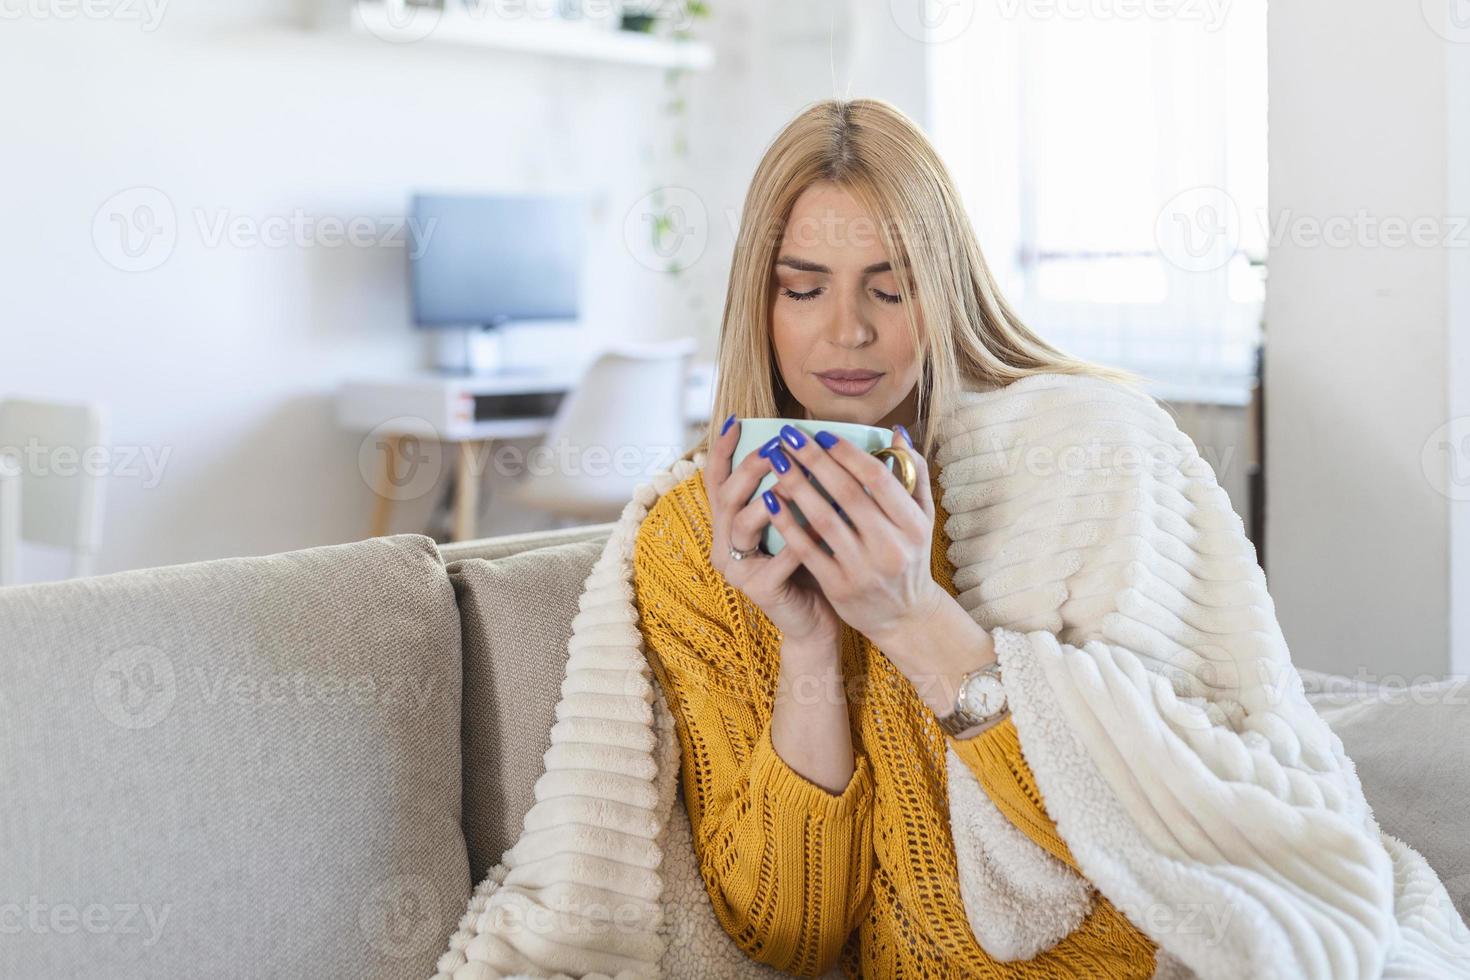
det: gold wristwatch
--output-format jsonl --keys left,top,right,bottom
{"left": 936, "top": 661, "right": 1009, "bottom": 736}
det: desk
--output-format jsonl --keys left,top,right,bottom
{"left": 338, "top": 363, "right": 714, "bottom": 541}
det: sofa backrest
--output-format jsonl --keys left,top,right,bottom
{"left": 0, "top": 533, "right": 468, "bottom": 980}
{"left": 448, "top": 533, "right": 609, "bottom": 882}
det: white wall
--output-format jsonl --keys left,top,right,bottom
{"left": 0, "top": 0, "right": 923, "bottom": 577}
{"left": 1267, "top": 1, "right": 1469, "bottom": 678}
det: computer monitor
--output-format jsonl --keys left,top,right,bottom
{"left": 409, "top": 193, "right": 583, "bottom": 330}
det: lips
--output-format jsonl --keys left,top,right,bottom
{"left": 816, "top": 370, "right": 883, "bottom": 396}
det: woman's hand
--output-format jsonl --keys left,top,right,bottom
{"left": 704, "top": 417, "right": 842, "bottom": 648}
{"left": 759, "top": 424, "right": 949, "bottom": 654}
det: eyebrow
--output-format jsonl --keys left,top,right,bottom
{"left": 775, "top": 256, "right": 892, "bottom": 276}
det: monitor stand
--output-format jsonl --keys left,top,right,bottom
{"left": 430, "top": 325, "right": 503, "bottom": 375}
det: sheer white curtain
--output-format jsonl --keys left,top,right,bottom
{"left": 928, "top": 3, "right": 1265, "bottom": 401}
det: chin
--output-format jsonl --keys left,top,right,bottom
{"left": 801, "top": 394, "right": 884, "bottom": 426}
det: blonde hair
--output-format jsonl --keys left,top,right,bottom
{"left": 686, "top": 97, "right": 1145, "bottom": 464}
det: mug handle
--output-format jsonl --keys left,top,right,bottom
{"left": 870, "top": 445, "right": 918, "bottom": 494}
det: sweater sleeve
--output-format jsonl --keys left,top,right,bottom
{"left": 633, "top": 491, "right": 875, "bottom": 978}
{"left": 946, "top": 716, "right": 1081, "bottom": 873}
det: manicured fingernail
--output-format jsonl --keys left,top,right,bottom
{"left": 758, "top": 435, "right": 782, "bottom": 457}
{"left": 779, "top": 424, "right": 806, "bottom": 449}
{"left": 720, "top": 413, "right": 737, "bottom": 435}
{"left": 762, "top": 490, "right": 780, "bottom": 513}
{"left": 767, "top": 447, "right": 790, "bottom": 473}
{"left": 814, "top": 430, "right": 838, "bottom": 449}
{"left": 895, "top": 424, "right": 914, "bottom": 448}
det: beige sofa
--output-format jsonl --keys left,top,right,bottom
{"left": 1, "top": 525, "right": 1465, "bottom": 978}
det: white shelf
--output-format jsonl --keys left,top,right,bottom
{"left": 350, "top": 3, "right": 715, "bottom": 70}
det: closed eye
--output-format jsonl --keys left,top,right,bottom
{"left": 780, "top": 287, "right": 823, "bottom": 302}
{"left": 779, "top": 286, "right": 902, "bottom": 304}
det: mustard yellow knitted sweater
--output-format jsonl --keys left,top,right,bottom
{"left": 632, "top": 463, "right": 1159, "bottom": 979}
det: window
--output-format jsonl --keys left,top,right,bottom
{"left": 928, "top": 2, "right": 1266, "bottom": 399}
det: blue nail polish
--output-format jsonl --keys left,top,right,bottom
{"left": 763, "top": 490, "right": 780, "bottom": 513}
{"left": 814, "top": 430, "right": 838, "bottom": 450}
{"left": 758, "top": 435, "right": 782, "bottom": 457}
{"left": 895, "top": 424, "right": 914, "bottom": 448}
{"left": 779, "top": 424, "right": 807, "bottom": 449}
{"left": 768, "top": 447, "right": 790, "bottom": 473}
{"left": 720, "top": 412, "right": 736, "bottom": 435}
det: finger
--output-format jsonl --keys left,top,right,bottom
{"left": 742, "top": 528, "right": 805, "bottom": 589}
{"left": 716, "top": 432, "right": 783, "bottom": 515}
{"left": 762, "top": 480, "right": 842, "bottom": 585}
{"left": 703, "top": 413, "right": 740, "bottom": 491}
{"left": 771, "top": 425, "right": 888, "bottom": 541}
{"left": 821, "top": 428, "right": 929, "bottom": 537}
{"left": 892, "top": 425, "right": 936, "bottom": 526}
{"left": 727, "top": 487, "right": 775, "bottom": 554}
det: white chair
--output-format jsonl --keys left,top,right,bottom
{"left": 505, "top": 338, "right": 698, "bottom": 526}
{"left": 0, "top": 399, "right": 108, "bottom": 586}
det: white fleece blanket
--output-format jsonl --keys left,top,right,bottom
{"left": 431, "top": 373, "right": 1470, "bottom": 980}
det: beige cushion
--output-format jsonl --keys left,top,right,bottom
{"left": 450, "top": 538, "right": 606, "bottom": 881}
{"left": 0, "top": 533, "right": 468, "bottom": 980}
{"left": 1302, "top": 669, "right": 1470, "bottom": 918}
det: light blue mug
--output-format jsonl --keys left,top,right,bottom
{"left": 731, "top": 418, "right": 917, "bottom": 556}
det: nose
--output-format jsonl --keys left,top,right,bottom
{"left": 827, "top": 288, "right": 877, "bottom": 349}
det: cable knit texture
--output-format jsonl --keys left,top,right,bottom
{"left": 633, "top": 460, "right": 1157, "bottom": 977}
{"left": 430, "top": 372, "right": 1470, "bottom": 980}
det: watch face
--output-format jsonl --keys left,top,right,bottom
{"left": 960, "top": 673, "right": 1006, "bottom": 718}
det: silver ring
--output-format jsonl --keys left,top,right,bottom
{"left": 729, "top": 541, "right": 762, "bottom": 561}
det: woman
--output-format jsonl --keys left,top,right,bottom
{"left": 434, "top": 99, "right": 1469, "bottom": 980}
{"left": 632, "top": 99, "right": 1158, "bottom": 978}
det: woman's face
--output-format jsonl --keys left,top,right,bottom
{"left": 769, "top": 181, "right": 922, "bottom": 430}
